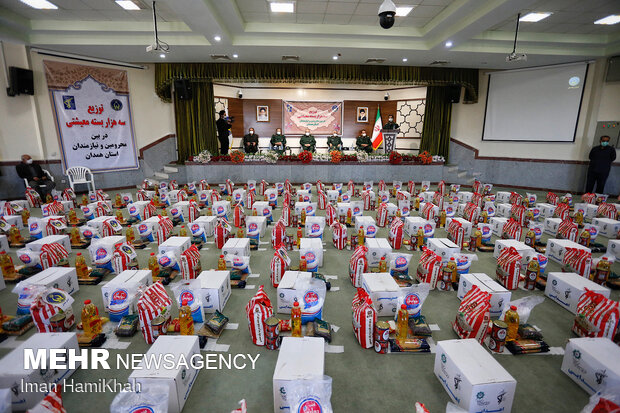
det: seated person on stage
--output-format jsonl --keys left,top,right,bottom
{"left": 299, "top": 129, "right": 316, "bottom": 153}
{"left": 356, "top": 130, "right": 373, "bottom": 153}
{"left": 383, "top": 115, "right": 399, "bottom": 130}
{"left": 270, "top": 128, "right": 287, "bottom": 154}
{"left": 243, "top": 128, "right": 259, "bottom": 154}
{"left": 16, "top": 154, "right": 56, "bottom": 198}
{"left": 327, "top": 130, "right": 343, "bottom": 152}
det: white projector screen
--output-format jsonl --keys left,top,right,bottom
{"left": 482, "top": 63, "right": 588, "bottom": 142}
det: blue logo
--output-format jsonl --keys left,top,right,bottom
{"left": 110, "top": 99, "right": 123, "bottom": 111}
{"left": 62, "top": 96, "right": 75, "bottom": 110}
{"left": 45, "top": 291, "right": 66, "bottom": 304}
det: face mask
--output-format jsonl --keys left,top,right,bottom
{"left": 250, "top": 131, "right": 254, "bottom": 135}
{"left": 333, "top": 133, "right": 337, "bottom": 136}
{"left": 305, "top": 133, "right": 309, "bottom": 136}
{"left": 601, "top": 141, "right": 609, "bottom": 147}
{"left": 277, "top": 132, "right": 281, "bottom": 135}
{"left": 362, "top": 134, "right": 366, "bottom": 137}
{"left": 389, "top": 118, "right": 393, "bottom": 122}
{"left": 26, "top": 159, "right": 33, "bottom": 164}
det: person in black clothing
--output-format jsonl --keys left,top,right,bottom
{"left": 243, "top": 128, "right": 259, "bottom": 154}
{"left": 16, "top": 154, "right": 55, "bottom": 198}
{"left": 586, "top": 135, "right": 616, "bottom": 193}
{"left": 216, "top": 110, "right": 231, "bottom": 155}
{"left": 383, "top": 115, "right": 399, "bottom": 130}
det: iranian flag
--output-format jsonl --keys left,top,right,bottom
{"left": 371, "top": 107, "right": 383, "bottom": 150}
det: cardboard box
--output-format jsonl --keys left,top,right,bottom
{"left": 427, "top": 238, "right": 459, "bottom": 263}
{"left": 213, "top": 200, "right": 231, "bottom": 217}
{"left": 88, "top": 236, "right": 126, "bottom": 265}
{"left": 28, "top": 234, "right": 72, "bottom": 254}
{"left": 573, "top": 203, "right": 598, "bottom": 220}
{"left": 435, "top": 339, "right": 516, "bottom": 413}
{"left": 545, "top": 272, "right": 610, "bottom": 314}
{"left": 546, "top": 239, "right": 591, "bottom": 264}
{"left": 544, "top": 217, "right": 562, "bottom": 236}
{"left": 404, "top": 217, "right": 435, "bottom": 237}
{"left": 365, "top": 238, "right": 391, "bottom": 267}
{"left": 129, "top": 336, "right": 200, "bottom": 413}
{"left": 222, "top": 238, "right": 250, "bottom": 257}
{"left": 191, "top": 216, "right": 217, "bottom": 237}
{"left": 446, "top": 217, "right": 472, "bottom": 238}
{"left": 101, "top": 269, "right": 153, "bottom": 311}
{"left": 355, "top": 216, "right": 378, "bottom": 235}
{"left": 1, "top": 215, "right": 22, "bottom": 229}
{"left": 457, "top": 191, "right": 473, "bottom": 203}
{"left": 419, "top": 191, "right": 434, "bottom": 203}
{"left": 17, "top": 267, "right": 79, "bottom": 296}
{"left": 299, "top": 238, "right": 324, "bottom": 267}
{"left": 158, "top": 236, "right": 191, "bottom": 263}
{"left": 336, "top": 202, "right": 352, "bottom": 216}
{"left": 493, "top": 239, "right": 534, "bottom": 265}
{"left": 495, "top": 191, "right": 511, "bottom": 204}
{"left": 304, "top": 216, "right": 325, "bottom": 238}
{"left": 246, "top": 216, "right": 268, "bottom": 237}
{"left": 170, "top": 201, "right": 190, "bottom": 222}
{"left": 591, "top": 218, "right": 620, "bottom": 238}
{"left": 561, "top": 338, "right": 620, "bottom": 395}
{"left": 232, "top": 188, "right": 246, "bottom": 204}
{"left": 457, "top": 273, "right": 511, "bottom": 318}
{"left": 293, "top": 202, "right": 316, "bottom": 216}
{"left": 276, "top": 271, "right": 326, "bottom": 318}
{"left": 378, "top": 191, "right": 390, "bottom": 203}
{"left": 386, "top": 202, "right": 398, "bottom": 216}
{"left": 350, "top": 201, "right": 364, "bottom": 216}
{"left": 608, "top": 239, "right": 620, "bottom": 260}
{"left": 0, "top": 235, "right": 7, "bottom": 254}
{"left": 496, "top": 203, "right": 512, "bottom": 218}
{"left": 490, "top": 217, "right": 508, "bottom": 237}
{"left": 196, "top": 270, "right": 231, "bottom": 313}
{"left": 326, "top": 189, "right": 339, "bottom": 202}
{"left": 0, "top": 333, "right": 80, "bottom": 410}
{"left": 361, "top": 272, "right": 401, "bottom": 316}
{"left": 297, "top": 189, "right": 312, "bottom": 202}
{"left": 273, "top": 337, "right": 325, "bottom": 413}
{"left": 536, "top": 203, "right": 557, "bottom": 219}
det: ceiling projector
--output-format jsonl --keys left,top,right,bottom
{"left": 506, "top": 52, "right": 527, "bottom": 62}
{"left": 146, "top": 44, "right": 160, "bottom": 53}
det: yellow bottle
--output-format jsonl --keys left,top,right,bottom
{"left": 0, "top": 251, "right": 16, "bottom": 276}
{"left": 218, "top": 254, "right": 227, "bottom": 270}
{"left": 291, "top": 301, "right": 302, "bottom": 338}
{"left": 299, "top": 255, "right": 307, "bottom": 271}
{"left": 481, "top": 210, "right": 488, "bottom": 224}
{"left": 575, "top": 210, "right": 584, "bottom": 227}
{"left": 81, "top": 299, "right": 101, "bottom": 337}
{"left": 162, "top": 207, "right": 167, "bottom": 217}
{"left": 70, "top": 227, "right": 82, "bottom": 245}
{"left": 148, "top": 252, "right": 160, "bottom": 279}
{"left": 68, "top": 208, "right": 78, "bottom": 225}
{"left": 505, "top": 305, "right": 519, "bottom": 342}
{"left": 125, "top": 226, "right": 135, "bottom": 245}
{"left": 379, "top": 256, "right": 387, "bottom": 272}
{"left": 397, "top": 304, "right": 408, "bottom": 340}
{"left": 153, "top": 194, "right": 160, "bottom": 207}
{"left": 115, "top": 193, "right": 122, "bottom": 208}
{"left": 207, "top": 206, "right": 213, "bottom": 216}
{"left": 46, "top": 194, "right": 53, "bottom": 204}
{"left": 337, "top": 195, "right": 342, "bottom": 203}
{"left": 396, "top": 209, "right": 401, "bottom": 219}
{"left": 179, "top": 226, "right": 188, "bottom": 237}
{"left": 21, "top": 209, "right": 30, "bottom": 226}
{"left": 75, "top": 253, "right": 89, "bottom": 278}
{"left": 594, "top": 257, "right": 611, "bottom": 285}
{"left": 416, "top": 228, "right": 425, "bottom": 250}
{"left": 578, "top": 229, "right": 591, "bottom": 248}
{"left": 252, "top": 208, "right": 257, "bottom": 216}
{"left": 81, "top": 194, "right": 88, "bottom": 206}
{"left": 439, "top": 209, "right": 446, "bottom": 228}
{"left": 414, "top": 197, "right": 420, "bottom": 211}
{"left": 236, "top": 226, "right": 244, "bottom": 238}
{"left": 8, "top": 225, "right": 22, "bottom": 245}
{"left": 115, "top": 209, "right": 124, "bottom": 223}
{"left": 296, "top": 227, "right": 303, "bottom": 249}
{"left": 179, "top": 299, "right": 194, "bottom": 335}
{"left": 358, "top": 226, "right": 365, "bottom": 247}
{"left": 300, "top": 208, "right": 306, "bottom": 226}
{"left": 447, "top": 257, "right": 458, "bottom": 284}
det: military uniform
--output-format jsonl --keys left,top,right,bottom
{"left": 243, "top": 133, "right": 259, "bottom": 154}
{"left": 327, "top": 135, "right": 343, "bottom": 152}
{"left": 299, "top": 134, "right": 316, "bottom": 152}
{"left": 383, "top": 120, "right": 399, "bottom": 130}
{"left": 356, "top": 135, "right": 373, "bottom": 153}
{"left": 270, "top": 134, "right": 287, "bottom": 154}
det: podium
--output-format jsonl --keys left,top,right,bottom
{"left": 381, "top": 129, "right": 399, "bottom": 154}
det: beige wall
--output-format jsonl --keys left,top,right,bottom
{"left": 597, "top": 81, "right": 620, "bottom": 121}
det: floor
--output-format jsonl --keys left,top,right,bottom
{"left": 0, "top": 185, "right": 618, "bottom": 413}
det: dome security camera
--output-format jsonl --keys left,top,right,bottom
{"left": 378, "top": 0, "right": 396, "bottom": 29}
{"left": 384, "top": 92, "right": 390, "bottom": 101}
{"left": 237, "top": 90, "right": 243, "bottom": 99}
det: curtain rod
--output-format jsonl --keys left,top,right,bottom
{"left": 31, "top": 47, "right": 146, "bottom": 70}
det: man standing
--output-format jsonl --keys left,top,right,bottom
{"left": 383, "top": 115, "right": 399, "bottom": 130}
{"left": 586, "top": 135, "right": 616, "bottom": 193}
{"left": 16, "top": 154, "right": 55, "bottom": 198}
{"left": 299, "top": 129, "right": 316, "bottom": 153}
{"left": 356, "top": 130, "right": 373, "bottom": 153}
{"left": 243, "top": 128, "right": 259, "bottom": 154}
{"left": 216, "top": 110, "right": 230, "bottom": 155}
{"left": 327, "top": 130, "right": 342, "bottom": 152}
{"left": 270, "top": 128, "right": 287, "bottom": 154}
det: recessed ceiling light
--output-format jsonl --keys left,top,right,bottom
{"left": 232, "top": 54, "right": 239, "bottom": 58}
{"left": 159, "top": 53, "right": 166, "bottom": 58}
{"left": 445, "top": 41, "right": 453, "bottom": 48}
{"left": 115, "top": 1, "right": 140, "bottom": 10}
{"left": 395, "top": 6, "right": 414, "bottom": 17}
{"left": 519, "top": 12, "right": 552, "bottom": 22}
{"left": 594, "top": 15, "right": 620, "bottom": 25}
{"left": 332, "top": 55, "right": 338, "bottom": 60}
{"left": 402, "top": 58, "right": 408, "bottom": 62}
{"left": 19, "top": 0, "right": 57, "bottom": 9}
{"left": 270, "top": 2, "right": 295, "bottom": 13}
{"left": 214, "top": 35, "right": 221, "bottom": 42}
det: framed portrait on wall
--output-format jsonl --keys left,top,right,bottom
{"left": 357, "top": 107, "right": 368, "bottom": 123}
{"left": 257, "top": 105, "right": 269, "bottom": 122}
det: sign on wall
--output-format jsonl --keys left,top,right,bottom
{"left": 283, "top": 101, "right": 342, "bottom": 135}
{"left": 44, "top": 60, "right": 139, "bottom": 172}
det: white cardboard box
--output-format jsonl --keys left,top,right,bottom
{"left": 246, "top": 216, "right": 268, "bottom": 237}
{"left": 608, "top": 239, "right": 620, "bottom": 260}
{"left": 536, "top": 202, "right": 557, "bottom": 219}
{"left": 419, "top": 191, "right": 434, "bottom": 203}
{"left": 457, "top": 191, "right": 473, "bottom": 203}
{"left": 304, "top": 216, "right": 326, "bottom": 238}
{"left": 191, "top": 216, "right": 217, "bottom": 237}
{"left": 457, "top": 273, "right": 511, "bottom": 318}
{"left": 326, "top": 189, "right": 339, "bottom": 202}
{"left": 561, "top": 338, "right": 620, "bottom": 395}
{"left": 427, "top": 238, "right": 459, "bottom": 263}
{"left": 573, "top": 203, "right": 598, "bottom": 220}
{"left": 276, "top": 271, "right": 326, "bottom": 315}
{"left": 17, "top": 267, "right": 79, "bottom": 296}
{"left": 196, "top": 270, "right": 231, "bottom": 313}
{"left": 273, "top": 337, "right": 325, "bottom": 413}
{"left": 361, "top": 272, "right": 401, "bottom": 316}
{"left": 544, "top": 272, "right": 610, "bottom": 314}
{"left": 546, "top": 239, "right": 591, "bottom": 264}
{"left": 101, "top": 269, "right": 153, "bottom": 311}
{"left": 365, "top": 238, "right": 391, "bottom": 267}
{"left": 170, "top": 201, "right": 190, "bottom": 222}
{"left": 386, "top": 202, "right": 398, "bottom": 216}
{"left": 404, "top": 217, "right": 435, "bottom": 237}
{"left": 490, "top": 217, "right": 508, "bottom": 237}
{"left": 0, "top": 235, "right": 8, "bottom": 254}
{"left": 493, "top": 239, "right": 534, "bottom": 265}
{"left": 213, "top": 200, "right": 231, "bottom": 217}
{"left": 88, "top": 235, "right": 125, "bottom": 261}
{"left": 129, "top": 336, "right": 200, "bottom": 413}
{"left": 496, "top": 203, "right": 512, "bottom": 218}
{"left": 435, "top": 339, "right": 516, "bottom": 413}
{"left": 297, "top": 190, "right": 312, "bottom": 202}
{"left": 293, "top": 202, "right": 316, "bottom": 216}
{"left": 336, "top": 202, "right": 352, "bottom": 216}
{"left": 355, "top": 216, "right": 378, "bottom": 236}
{"left": 3, "top": 214, "right": 23, "bottom": 229}
{"left": 158, "top": 236, "right": 191, "bottom": 262}
{"left": 0, "top": 333, "right": 80, "bottom": 410}
{"left": 495, "top": 191, "right": 510, "bottom": 204}
{"left": 591, "top": 217, "right": 620, "bottom": 238}
{"left": 446, "top": 217, "right": 472, "bottom": 238}
{"left": 544, "top": 217, "right": 562, "bottom": 236}
{"left": 28, "top": 234, "right": 72, "bottom": 254}
{"left": 222, "top": 238, "right": 251, "bottom": 257}
{"left": 299, "top": 238, "right": 324, "bottom": 267}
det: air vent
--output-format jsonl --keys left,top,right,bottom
{"left": 210, "top": 54, "right": 231, "bottom": 61}
{"left": 365, "top": 58, "right": 386, "bottom": 64}
{"left": 430, "top": 60, "right": 449, "bottom": 66}
{"left": 282, "top": 55, "right": 300, "bottom": 62}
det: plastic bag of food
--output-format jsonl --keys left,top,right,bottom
{"left": 387, "top": 252, "right": 412, "bottom": 277}
{"left": 109, "top": 385, "right": 169, "bottom": 413}
{"left": 581, "top": 384, "right": 620, "bottom": 413}
{"left": 394, "top": 283, "right": 430, "bottom": 319}
{"left": 500, "top": 295, "right": 545, "bottom": 325}
{"left": 170, "top": 280, "right": 204, "bottom": 323}
{"left": 287, "top": 376, "right": 333, "bottom": 413}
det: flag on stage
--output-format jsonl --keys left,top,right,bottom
{"left": 371, "top": 107, "right": 383, "bottom": 150}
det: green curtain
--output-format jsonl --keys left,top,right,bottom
{"left": 420, "top": 86, "right": 452, "bottom": 158}
{"left": 155, "top": 63, "right": 478, "bottom": 103}
{"left": 173, "top": 81, "right": 218, "bottom": 163}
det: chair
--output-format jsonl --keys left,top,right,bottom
{"left": 22, "top": 169, "right": 54, "bottom": 188}
{"left": 66, "top": 166, "right": 96, "bottom": 192}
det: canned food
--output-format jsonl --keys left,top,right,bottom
{"left": 489, "top": 320, "right": 507, "bottom": 353}
{"left": 264, "top": 316, "right": 280, "bottom": 339}
{"left": 374, "top": 339, "right": 388, "bottom": 354}
{"left": 265, "top": 335, "right": 282, "bottom": 350}
{"left": 374, "top": 321, "right": 390, "bottom": 342}
{"left": 279, "top": 319, "right": 291, "bottom": 332}
{"left": 151, "top": 315, "right": 168, "bottom": 339}
{"left": 50, "top": 313, "right": 66, "bottom": 332}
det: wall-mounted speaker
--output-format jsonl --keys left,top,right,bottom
{"left": 446, "top": 84, "right": 461, "bottom": 103}
{"left": 174, "top": 79, "right": 193, "bottom": 100}
{"left": 7, "top": 67, "right": 34, "bottom": 96}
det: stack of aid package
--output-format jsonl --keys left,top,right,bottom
{"left": 331, "top": 221, "right": 347, "bottom": 250}
{"left": 376, "top": 202, "right": 388, "bottom": 227}
{"left": 137, "top": 282, "right": 172, "bottom": 344}
{"left": 501, "top": 218, "right": 522, "bottom": 241}
{"left": 496, "top": 246, "right": 521, "bottom": 290}
{"left": 462, "top": 202, "right": 479, "bottom": 223}
{"left": 270, "top": 247, "right": 291, "bottom": 287}
{"left": 246, "top": 285, "right": 273, "bottom": 346}
{"left": 30, "top": 288, "right": 75, "bottom": 333}
{"left": 446, "top": 219, "right": 465, "bottom": 249}
{"left": 352, "top": 288, "right": 377, "bottom": 349}
{"left": 557, "top": 218, "right": 579, "bottom": 242}
{"left": 572, "top": 290, "right": 619, "bottom": 340}
{"left": 452, "top": 285, "right": 491, "bottom": 343}
{"left": 416, "top": 247, "right": 442, "bottom": 289}
{"left": 349, "top": 245, "right": 368, "bottom": 288}
{"left": 563, "top": 247, "right": 592, "bottom": 278}
{"left": 388, "top": 218, "right": 404, "bottom": 249}
{"left": 272, "top": 219, "right": 287, "bottom": 249}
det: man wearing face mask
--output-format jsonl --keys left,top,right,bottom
{"left": 586, "top": 135, "right": 616, "bottom": 193}
{"left": 327, "top": 130, "right": 342, "bottom": 152}
{"left": 299, "top": 129, "right": 316, "bottom": 153}
{"left": 243, "top": 128, "right": 259, "bottom": 154}
{"left": 383, "top": 115, "right": 399, "bottom": 130}
{"left": 270, "top": 128, "right": 287, "bottom": 154}
{"left": 356, "top": 130, "right": 373, "bottom": 153}
{"left": 16, "top": 154, "right": 56, "bottom": 198}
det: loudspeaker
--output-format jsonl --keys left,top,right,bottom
{"left": 446, "top": 84, "right": 461, "bottom": 103}
{"left": 174, "top": 79, "right": 192, "bottom": 100}
{"left": 7, "top": 67, "right": 34, "bottom": 96}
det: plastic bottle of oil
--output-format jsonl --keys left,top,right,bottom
{"left": 300, "top": 208, "right": 306, "bottom": 226}
{"left": 115, "top": 209, "right": 124, "bottom": 223}
{"left": 524, "top": 257, "right": 539, "bottom": 290}
{"left": 397, "top": 304, "right": 409, "bottom": 340}
{"left": 75, "top": 253, "right": 89, "bottom": 278}
{"left": 218, "top": 254, "right": 227, "bottom": 270}
{"left": 358, "top": 226, "right": 365, "bottom": 247}
{"left": 148, "top": 252, "right": 160, "bottom": 279}
{"left": 0, "top": 251, "right": 16, "bottom": 276}
{"left": 291, "top": 301, "right": 302, "bottom": 338}
{"left": 299, "top": 256, "right": 307, "bottom": 271}
{"left": 179, "top": 226, "right": 188, "bottom": 237}
{"left": 125, "top": 226, "right": 135, "bottom": 245}
{"left": 21, "top": 209, "right": 30, "bottom": 226}
{"left": 505, "top": 305, "right": 519, "bottom": 342}
{"left": 81, "top": 299, "right": 101, "bottom": 337}
{"left": 115, "top": 193, "right": 122, "bottom": 208}
{"left": 378, "top": 256, "right": 388, "bottom": 272}
{"left": 296, "top": 227, "right": 303, "bottom": 249}
{"left": 179, "top": 299, "right": 194, "bottom": 335}
{"left": 439, "top": 209, "right": 446, "bottom": 228}
{"left": 8, "top": 225, "right": 22, "bottom": 245}
{"left": 346, "top": 208, "right": 352, "bottom": 226}
{"left": 68, "top": 208, "right": 78, "bottom": 225}
{"left": 81, "top": 194, "right": 88, "bottom": 206}
{"left": 594, "top": 257, "right": 611, "bottom": 285}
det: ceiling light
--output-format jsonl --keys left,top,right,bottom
{"left": 159, "top": 53, "right": 166, "bottom": 58}
{"left": 519, "top": 12, "right": 552, "bottom": 22}
{"left": 19, "top": 0, "right": 57, "bottom": 9}
{"left": 395, "top": 6, "right": 414, "bottom": 17}
{"left": 594, "top": 15, "right": 620, "bottom": 25}
{"left": 270, "top": 2, "right": 294, "bottom": 13}
{"left": 402, "top": 58, "right": 408, "bottom": 62}
{"left": 445, "top": 41, "right": 453, "bottom": 48}
{"left": 232, "top": 54, "right": 239, "bottom": 58}
{"left": 115, "top": 1, "right": 140, "bottom": 10}
{"left": 332, "top": 55, "right": 338, "bottom": 60}
{"left": 214, "top": 35, "right": 221, "bottom": 42}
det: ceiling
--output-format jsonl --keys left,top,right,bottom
{"left": 0, "top": 0, "right": 618, "bottom": 69}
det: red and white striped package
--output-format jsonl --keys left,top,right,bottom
{"left": 318, "top": 190, "right": 328, "bottom": 210}
{"left": 408, "top": 180, "right": 416, "bottom": 194}
{"left": 94, "top": 189, "right": 108, "bottom": 201}
{"left": 234, "top": 204, "right": 245, "bottom": 228}
{"left": 510, "top": 204, "right": 527, "bottom": 226}
{"left": 388, "top": 218, "right": 404, "bottom": 249}
{"left": 362, "top": 191, "right": 373, "bottom": 210}
{"left": 470, "top": 192, "right": 483, "bottom": 208}
{"left": 562, "top": 247, "right": 592, "bottom": 278}
{"left": 501, "top": 218, "right": 522, "bottom": 241}
{"left": 437, "top": 180, "right": 446, "bottom": 196}
{"left": 557, "top": 218, "right": 578, "bottom": 242}
{"left": 30, "top": 288, "right": 75, "bottom": 333}
{"left": 572, "top": 290, "right": 619, "bottom": 340}
{"left": 41, "top": 201, "right": 64, "bottom": 217}
{"left": 349, "top": 245, "right": 368, "bottom": 287}
{"left": 270, "top": 247, "right": 291, "bottom": 287}
{"left": 245, "top": 190, "right": 255, "bottom": 209}
{"left": 452, "top": 285, "right": 491, "bottom": 343}
{"left": 284, "top": 179, "right": 292, "bottom": 193}
{"left": 331, "top": 221, "right": 347, "bottom": 250}
{"left": 226, "top": 179, "right": 234, "bottom": 195}
{"left": 421, "top": 202, "right": 436, "bottom": 221}
{"left": 472, "top": 180, "right": 482, "bottom": 194}
{"left": 198, "top": 179, "right": 208, "bottom": 190}
{"left": 496, "top": 246, "right": 521, "bottom": 290}
{"left": 100, "top": 218, "right": 121, "bottom": 237}
{"left": 555, "top": 203, "right": 570, "bottom": 220}
{"left": 156, "top": 215, "right": 174, "bottom": 244}
{"left": 143, "top": 201, "right": 157, "bottom": 220}
{"left": 447, "top": 219, "right": 465, "bottom": 249}
{"left": 137, "top": 282, "right": 172, "bottom": 344}
{"left": 376, "top": 202, "right": 388, "bottom": 227}
{"left": 352, "top": 288, "right": 376, "bottom": 349}
{"left": 177, "top": 189, "right": 188, "bottom": 202}
{"left": 61, "top": 188, "right": 76, "bottom": 207}
{"left": 396, "top": 191, "right": 408, "bottom": 201}
{"left": 169, "top": 180, "right": 179, "bottom": 190}
{"left": 581, "top": 193, "right": 596, "bottom": 204}
{"left": 40, "top": 242, "right": 69, "bottom": 269}
{"left": 180, "top": 244, "right": 201, "bottom": 280}
{"left": 281, "top": 205, "right": 292, "bottom": 227}
{"left": 25, "top": 187, "right": 42, "bottom": 208}
{"left": 509, "top": 192, "right": 523, "bottom": 205}
{"left": 378, "top": 180, "right": 386, "bottom": 192}
{"left": 319, "top": 204, "right": 333, "bottom": 228}
{"left": 141, "top": 179, "right": 150, "bottom": 190}
{"left": 416, "top": 247, "right": 442, "bottom": 289}
{"left": 272, "top": 219, "right": 286, "bottom": 248}
{"left": 246, "top": 285, "right": 273, "bottom": 346}
{"left": 30, "top": 384, "right": 66, "bottom": 413}
{"left": 188, "top": 199, "right": 200, "bottom": 222}
{"left": 1, "top": 202, "right": 20, "bottom": 216}
{"left": 283, "top": 191, "right": 291, "bottom": 208}
{"left": 45, "top": 217, "right": 67, "bottom": 237}
{"left": 316, "top": 180, "right": 324, "bottom": 193}
{"left": 211, "top": 190, "right": 221, "bottom": 205}
{"left": 596, "top": 203, "right": 617, "bottom": 219}
{"left": 214, "top": 219, "right": 230, "bottom": 249}
{"left": 432, "top": 191, "right": 443, "bottom": 210}
{"left": 546, "top": 192, "right": 559, "bottom": 206}
{"left": 136, "top": 190, "right": 150, "bottom": 202}
{"left": 463, "top": 202, "right": 480, "bottom": 223}
{"left": 112, "top": 243, "right": 137, "bottom": 274}
{"left": 344, "top": 180, "right": 352, "bottom": 194}
{"left": 259, "top": 180, "right": 268, "bottom": 196}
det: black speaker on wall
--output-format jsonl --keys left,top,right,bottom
{"left": 6, "top": 67, "right": 34, "bottom": 97}
{"left": 174, "top": 79, "right": 193, "bottom": 100}
{"left": 446, "top": 84, "right": 461, "bottom": 103}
